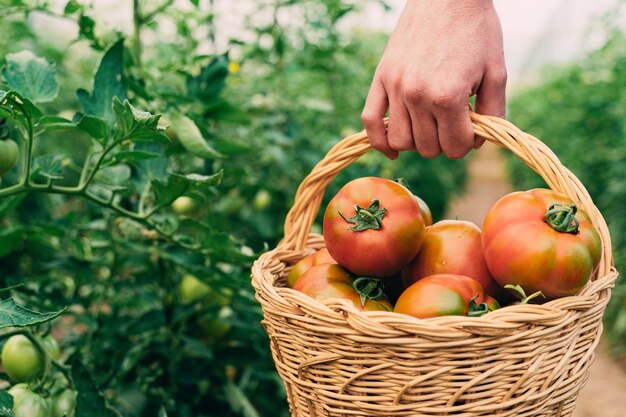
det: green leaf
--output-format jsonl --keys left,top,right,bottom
{"left": 0, "top": 90, "right": 42, "bottom": 120}
{"left": 0, "top": 299, "right": 64, "bottom": 329}
{"left": 77, "top": 39, "right": 126, "bottom": 125}
{"left": 30, "top": 154, "right": 66, "bottom": 182}
{"left": 112, "top": 98, "right": 168, "bottom": 143}
{"left": 76, "top": 114, "right": 109, "bottom": 145}
{"left": 186, "top": 54, "right": 229, "bottom": 101}
{"left": 72, "top": 359, "right": 123, "bottom": 417}
{"left": 64, "top": 0, "right": 83, "bottom": 14}
{"left": 224, "top": 379, "right": 261, "bottom": 417}
{"left": 0, "top": 226, "right": 27, "bottom": 257}
{"left": 36, "top": 115, "right": 74, "bottom": 128}
{"left": 105, "top": 150, "right": 160, "bottom": 166}
{"left": 92, "top": 164, "right": 132, "bottom": 192}
{"left": 0, "top": 194, "right": 26, "bottom": 217}
{"left": 0, "top": 391, "right": 13, "bottom": 417}
{"left": 78, "top": 13, "right": 101, "bottom": 49}
{"left": 170, "top": 112, "right": 222, "bottom": 159}
{"left": 1, "top": 50, "right": 59, "bottom": 103}
{"left": 152, "top": 171, "right": 223, "bottom": 206}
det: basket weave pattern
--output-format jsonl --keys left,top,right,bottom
{"left": 251, "top": 114, "right": 618, "bottom": 417}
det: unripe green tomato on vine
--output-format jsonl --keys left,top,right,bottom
{"left": 52, "top": 389, "right": 77, "bottom": 417}
{"left": 1, "top": 335, "right": 44, "bottom": 382}
{"left": 0, "top": 139, "right": 19, "bottom": 176}
{"left": 172, "top": 196, "right": 198, "bottom": 215}
{"left": 8, "top": 384, "right": 53, "bottom": 417}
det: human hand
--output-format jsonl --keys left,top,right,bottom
{"left": 361, "top": 0, "right": 507, "bottom": 160}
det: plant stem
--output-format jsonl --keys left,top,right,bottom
{"left": 133, "top": 0, "right": 143, "bottom": 69}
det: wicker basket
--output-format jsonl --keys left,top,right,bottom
{"left": 251, "top": 113, "right": 618, "bottom": 417}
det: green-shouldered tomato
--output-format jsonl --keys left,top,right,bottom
{"left": 323, "top": 177, "right": 425, "bottom": 277}
{"left": 394, "top": 274, "right": 499, "bottom": 319}
{"left": 482, "top": 188, "right": 602, "bottom": 300}
{"left": 293, "top": 264, "right": 392, "bottom": 311}
{"left": 402, "top": 220, "right": 507, "bottom": 302}
{"left": 286, "top": 248, "right": 337, "bottom": 288}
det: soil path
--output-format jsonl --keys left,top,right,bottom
{"left": 445, "top": 142, "right": 626, "bottom": 417}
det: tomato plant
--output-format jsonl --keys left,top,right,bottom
{"left": 0, "top": 0, "right": 469, "bottom": 415}
{"left": 394, "top": 274, "right": 500, "bottom": 319}
{"left": 293, "top": 264, "right": 392, "bottom": 311}
{"left": 482, "top": 188, "right": 602, "bottom": 300}
{"left": 402, "top": 220, "right": 506, "bottom": 302}
{"left": 286, "top": 248, "right": 336, "bottom": 288}
{"left": 323, "top": 177, "right": 426, "bottom": 277}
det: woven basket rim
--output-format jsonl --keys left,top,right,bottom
{"left": 253, "top": 243, "right": 617, "bottom": 334}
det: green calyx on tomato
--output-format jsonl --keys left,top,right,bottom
{"left": 545, "top": 202, "right": 579, "bottom": 233}
{"left": 467, "top": 296, "right": 498, "bottom": 317}
{"left": 352, "top": 277, "right": 386, "bottom": 307}
{"left": 339, "top": 199, "right": 387, "bottom": 231}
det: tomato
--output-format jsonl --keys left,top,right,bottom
{"left": 2, "top": 335, "right": 44, "bottom": 382}
{"left": 52, "top": 389, "right": 76, "bottom": 417}
{"left": 41, "top": 336, "right": 61, "bottom": 361}
{"left": 179, "top": 273, "right": 232, "bottom": 306}
{"left": 253, "top": 189, "right": 272, "bottom": 211}
{"left": 323, "top": 177, "right": 426, "bottom": 277}
{"left": 415, "top": 195, "right": 433, "bottom": 227}
{"left": 171, "top": 196, "right": 197, "bottom": 215}
{"left": 179, "top": 273, "right": 213, "bottom": 304}
{"left": 482, "top": 188, "right": 602, "bottom": 300}
{"left": 0, "top": 139, "right": 19, "bottom": 176}
{"left": 402, "top": 220, "right": 507, "bottom": 302}
{"left": 286, "top": 248, "right": 337, "bottom": 288}
{"left": 9, "top": 385, "right": 53, "bottom": 417}
{"left": 394, "top": 274, "right": 500, "bottom": 319}
{"left": 293, "top": 264, "right": 392, "bottom": 311}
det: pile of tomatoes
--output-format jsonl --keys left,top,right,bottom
{"left": 287, "top": 177, "right": 602, "bottom": 319}
{"left": 1, "top": 334, "right": 76, "bottom": 417}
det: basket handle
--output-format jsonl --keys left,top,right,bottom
{"left": 278, "top": 113, "right": 614, "bottom": 273}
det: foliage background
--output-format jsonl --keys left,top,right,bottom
{"left": 0, "top": 1, "right": 466, "bottom": 416}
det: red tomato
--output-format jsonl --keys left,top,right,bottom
{"left": 394, "top": 274, "right": 500, "bottom": 319}
{"left": 415, "top": 195, "right": 433, "bottom": 227}
{"left": 293, "top": 264, "right": 392, "bottom": 311}
{"left": 323, "top": 177, "right": 426, "bottom": 277}
{"left": 402, "top": 220, "right": 507, "bottom": 302}
{"left": 286, "top": 248, "right": 336, "bottom": 288}
{"left": 481, "top": 188, "right": 602, "bottom": 300}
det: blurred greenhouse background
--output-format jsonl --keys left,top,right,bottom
{"left": 0, "top": 0, "right": 625, "bottom": 416}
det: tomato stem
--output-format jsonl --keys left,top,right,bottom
{"left": 545, "top": 202, "right": 580, "bottom": 233}
{"left": 339, "top": 199, "right": 387, "bottom": 232}
{"left": 352, "top": 277, "right": 386, "bottom": 307}
{"left": 504, "top": 284, "right": 545, "bottom": 304}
